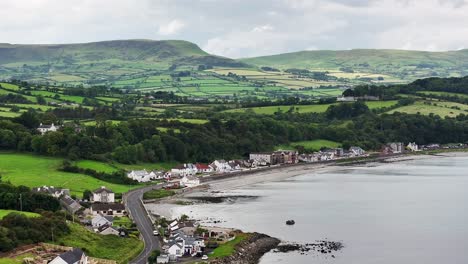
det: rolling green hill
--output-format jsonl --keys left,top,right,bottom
{"left": 240, "top": 49, "right": 468, "bottom": 81}
{"left": 0, "top": 39, "right": 247, "bottom": 84}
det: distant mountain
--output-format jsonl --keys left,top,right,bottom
{"left": 0, "top": 39, "right": 247, "bottom": 84}
{"left": 240, "top": 49, "right": 468, "bottom": 81}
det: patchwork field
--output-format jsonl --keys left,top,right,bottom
{"left": 387, "top": 101, "right": 468, "bottom": 117}
{"left": 0, "top": 153, "right": 140, "bottom": 195}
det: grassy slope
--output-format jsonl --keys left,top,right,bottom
{"left": 142, "top": 189, "right": 175, "bottom": 200}
{"left": 54, "top": 223, "right": 143, "bottom": 264}
{"left": 226, "top": 100, "right": 398, "bottom": 115}
{"left": 0, "top": 209, "right": 40, "bottom": 219}
{"left": 387, "top": 101, "right": 468, "bottom": 117}
{"left": 278, "top": 139, "right": 341, "bottom": 151}
{"left": 0, "top": 153, "right": 139, "bottom": 195}
{"left": 240, "top": 49, "right": 468, "bottom": 80}
{"left": 209, "top": 233, "right": 249, "bottom": 259}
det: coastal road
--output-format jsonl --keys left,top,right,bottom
{"left": 125, "top": 184, "right": 166, "bottom": 264}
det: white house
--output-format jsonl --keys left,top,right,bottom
{"left": 181, "top": 175, "right": 200, "bottom": 188}
{"left": 37, "top": 123, "right": 60, "bottom": 135}
{"left": 167, "top": 241, "right": 184, "bottom": 258}
{"left": 407, "top": 142, "right": 419, "bottom": 152}
{"left": 210, "top": 160, "right": 232, "bottom": 173}
{"left": 171, "top": 164, "right": 197, "bottom": 177}
{"left": 195, "top": 163, "right": 213, "bottom": 174}
{"left": 91, "top": 186, "right": 115, "bottom": 203}
{"left": 386, "top": 142, "right": 404, "bottom": 154}
{"left": 49, "top": 248, "right": 88, "bottom": 264}
{"left": 349, "top": 146, "right": 366, "bottom": 156}
{"left": 127, "top": 170, "right": 152, "bottom": 182}
{"left": 91, "top": 214, "right": 113, "bottom": 228}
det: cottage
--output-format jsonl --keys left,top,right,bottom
{"left": 228, "top": 160, "right": 242, "bottom": 171}
{"left": 33, "top": 186, "right": 70, "bottom": 198}
{"left": 37, "top": 123, "right": 60, "bottom": 135}
{"left": 49, "top": 248, "right": 88, "bottom": 264}
{"left": 272, "top": 150, "right": 299, "bottom": 164}
{"left": 195, "top": 163, "right": 213, "bottom": 174}
{"left": 407, "top": 142, "right": 419, "bottom": 152}
{"left": 349, "top": 146, "right": 366, "bottom": 156}
{"left": 166, "top": 230, "right": 205, "bottom": 258}
{"left": 60, "top": 196, "right": 83, "bottom": 214}
{"left": 210, "top": 160, "right": 232, "bottom": 173}
{"left": 91, "top": 214, "right": 114, "bottom": 228}
{"left": 127, "top": 170, "right": 151, "bottom": 182}
{"left": 91, "top": 186, "right": 115, "bottom": 203}
{"left": 181, "top": 175, "right": 200, "bottom": 188}
{"left": 91, "top": 203, "right": 126, "bottom": 217}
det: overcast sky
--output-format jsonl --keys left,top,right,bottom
{"left": 1, "top": 0, "right": 468, "bottom": 58}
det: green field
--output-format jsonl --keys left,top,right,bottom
{"left": 417, "top": 91, "right": 468, "bottom": 99}
{"left": 388, "top": 101, "right": 468, "bottom": 117}
{"left": 75, "top": 160, "right": 120, "bottom": 174}
{"left": 113, "top": 161, "right": 176, "bottom": 171}
{"left": 278, "top": 139, "right": 341, "bottom": 151}
{"left": 54, "top": 223, "right": 143, "bottom": 264}
{"left": 0, "top": 153, "right": 140, "bottom": 195}
{"left": 0, "top": 253, "right": 34, "bottom": 264}
{"left": 225, "top": 101, "right": 398, "bottom": 115}
{"left": 165, "top": 118, "right": 208, "bottom": 124}
{"left": 209, "top": 233, "right": 249, "bottom": 259}
{"left": 0, "top": 209, "right": 40, "bottom": 219}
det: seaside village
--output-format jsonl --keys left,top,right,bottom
{"left": 26, "top": 140, "right": 466, "bottom": 263}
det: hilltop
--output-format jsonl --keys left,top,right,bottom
{"left": 0, "top": 39, "right": 246, "bottom": 84}
{"left": 240, "top": 49, "right": 468, "bottom": 81}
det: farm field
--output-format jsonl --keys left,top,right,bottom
{"left": 0, "top": 209, "right": 40, "bottom": 219}
{"left": 113, "top": 161, "right": 177, "bottom": 171}
{"left": 0, "top": 153, "right": 140, "bottom": 196}
{"left": 225, "top": 100, "right": 398, "bottom": 115}
{"left": 387, "top": 101, "right": 468, "bottom": 117}
{"left": 164, "top": 118, "right": 209, "bottom": 124}
{"left": 277, "top": 139, "right": 342, "bottom": 152}
{"left": 74, "top": 160, "right": 120, "bottom": 174}
{"left": 54, "top": 223, "right": 143, "bottom": 264}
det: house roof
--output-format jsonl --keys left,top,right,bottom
{"left": 91, "top": 203, "right": 125, "bottom": 211}
{"left": 97, "top": 223, "right": 119, "bottom": 233}
{"left": 195, "top": 163, "right": 210, "bottom": 170}
{"left": 58, "top": 248, "right": 84, "bottom": 264}
{"left": 93, "top": 186, "right": 114, "bottom": 194}
{"left": 129, "top": 170, "right": 148, "bottom": 176}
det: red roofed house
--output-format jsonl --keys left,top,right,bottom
{"left": 195, "top": 163, "right": 213, "bottom": 174}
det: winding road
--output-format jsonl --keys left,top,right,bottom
{"left": 125, "top": 184, "right": 165, "bottom": 264}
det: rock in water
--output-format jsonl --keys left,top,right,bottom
{"left": 286, "top": 220, "right": 295, "bottom": 225}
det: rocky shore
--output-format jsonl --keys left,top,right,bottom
{"left": 209, "top": 233, "right": 281, "bottom": 264}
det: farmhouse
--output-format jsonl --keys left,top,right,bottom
{"left": 91, "top": 186, "right": 115, "bottom": 203}
{"left": 37, "top": 123, "right": 60, "bottom": 135}
{"left": 91, "top": 203, "right": 126, "bottom": 217}
{"left": 96, "top": 224, "right": 120, "bottom": 236}
{"left": 49, "top": 248, "right": 88, "bottom": 264}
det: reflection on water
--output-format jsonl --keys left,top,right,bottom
{"left": 173, "top": 156, "right": 468, "bottom": 264}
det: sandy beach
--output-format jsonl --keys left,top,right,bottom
{"left": 145, "top": 151, "right": 468, "bottom": 219}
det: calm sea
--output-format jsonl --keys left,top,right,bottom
{"left": 173, "top": 156, "right": 468, "bottom": 264}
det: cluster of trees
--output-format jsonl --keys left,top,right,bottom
{"left": 0, "top": 182, "right": 61, "bottom": 212}
{"left": 0, "top": 211, "right": 70, "bottom": 252}
{"left": 0, "top": 94, "right": 32, "bottom": 104}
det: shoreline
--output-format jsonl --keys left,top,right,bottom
{"left": 146, "top": 151, "right": 468, "bottom": 219}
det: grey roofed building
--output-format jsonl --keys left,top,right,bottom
{"left": 60, "top": 195, "right": 83, "bottom": 214}
{"left": 50, "top": 248, "right": 87, "bottom": 264}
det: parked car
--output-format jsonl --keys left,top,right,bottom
{"left": 201, "top": 255, "right": 208, "bottom": 260}
{"left": 153, "top": 230, "right": 159, "bottom": 236}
